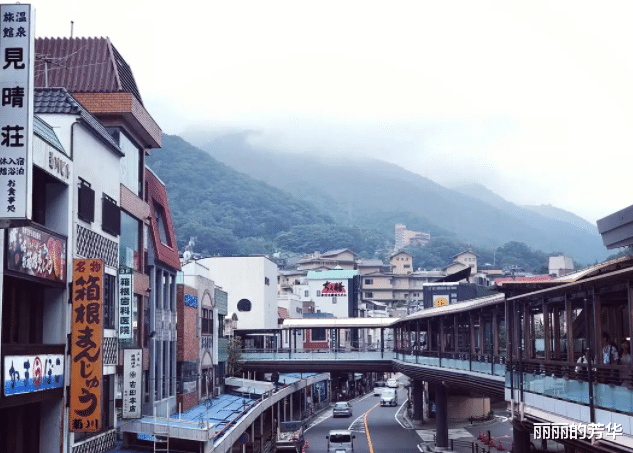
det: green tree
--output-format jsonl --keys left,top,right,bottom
{"left": 226, "top": 337, "right": 244, "bottom": 377}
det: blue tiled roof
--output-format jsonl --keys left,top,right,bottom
{"left": 34, "top": 116, "right": 65, "bottom": 154}
{"left": 34, "top": 87, "right": 123, "bottom": 156}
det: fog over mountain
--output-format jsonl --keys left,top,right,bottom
{"left": 180, "top": 130, "right": 608, "bottom": 264}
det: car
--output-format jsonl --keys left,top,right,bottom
{"left": 380, "top": 388, "right": 398, "bottom": 407}
{"left": 332, "top": 401, "right": 353, "bottom": 418}
{"left": 387, "top": 378, "right": 399, "bottom": 388}
{"left": 373, "top": 385, "right": 383, "bottom": 396}
{"left": 326, "top": 429, "right": 355, "bottom": 452}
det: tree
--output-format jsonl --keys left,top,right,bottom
{"left": 226, "top": 336, "right": 244, "bottom": 377}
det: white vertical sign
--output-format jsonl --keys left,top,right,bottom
{"left": 123, "top": 349, "right": 142, "bottom": 418}
{"left": 0, "top": 4, "right": 33, "bottom": 222}
{"left": 118, "top": 267, "right": 133, "bottom": 339}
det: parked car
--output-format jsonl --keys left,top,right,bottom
{"left": 326, "top": 429, "right": 355, "bottom": 452}
{"left": 332, "top": 401, "right": 353, "bottom": 417}
{"left": 380, "top": 388, "right": 398, "bottom": 407}
{"left": 387, "top": 378, "right": 399, "bottom": 388}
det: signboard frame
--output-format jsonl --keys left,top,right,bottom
{"left": 122, "top": 348, "right": 142, "bottom": 419}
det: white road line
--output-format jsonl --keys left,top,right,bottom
{"left": 395, "top": 399, "right": 409, "bottom": 429}
{"left": 417, "top": 444, "right": 425, "bottom": 452}
{"left": 349, "top": 412, "right": 366, "bottom": 431}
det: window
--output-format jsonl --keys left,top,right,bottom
{"left": 237, "top": 299, "right": 252, "bottom": 312}
{"left": 201, "top": 308, "right": 213, "bottom": 334}
{"left": 120, "top": 211, "right": 141, "bottom": 271}
{"left": 311, "top": 328, "right": 326, "bottom": 341}
{"left": 102, "top": 194, "right": 121, "bottom": 236}
{"left": 103, "top": 274, "right": 116, "bottom": 329}
{"left": 265, "top": 277, "right": 270, "bottom": 285}
{"left": 153, "top": 202, "right": 171, "bottom": 246}
{"left": 296, "top": 307, "right": 302, "bottom": 314}
{"left": 316, "top": 290, "right": 321, "bottom": 297}
{"left": 365, "top": 292, "right": 373, "bottom": 298}
{"left": 364, "top": 278, "right": 373, "bottom": 285}
{"left": 404, "top": 264, "right": 411, "bottom": 268}
{"left": 77, "top": 179, "right": 95, "bottom": 223}
{"left": 218, "top": 314, "right": 225, "bottom": 337}
{"left": 304, "top": 290, "right": 309, "bottom": 297}
{"left": 332, "top": 296, "right": 337, "bottom": 304}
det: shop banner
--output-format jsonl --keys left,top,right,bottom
{"left": 122, "top": 349, "right": 142, "bottom": 419}
{"left": 70, "top": 258, "right": 103, "bottom": 432}
{"left": 3, "top": 353, "right": 64, "bottom": 396}
{"left": 7, "top": 225, "right": 67, "bottom": 282}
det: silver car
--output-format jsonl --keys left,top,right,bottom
{"left": 380, "top": 388, "right": 398, "bottom": 406}
{"left": 327, "top": 429, "right": 355, "bottom": 452}
{"left": 332, "top": 401, "right": 353, "bottom": 417}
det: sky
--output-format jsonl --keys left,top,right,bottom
{"left": 27, "top": 0, "right": 633, "bottom": 224}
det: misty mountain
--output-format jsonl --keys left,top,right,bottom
{"left": 183, "top": 131, "right": 608, "bottom": 264}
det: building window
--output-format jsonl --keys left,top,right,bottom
{"left": 404, "top": 264, "right": 411, "bottom": 268}
{"left": 77, "top": 178, "right": 95, "bottom": 223}
{"left": 102, "top": 193, "right": 121, "bottom": 236}
{"left": 218, "top": 314, "right": 225, "bottom": 337}
{"left": 332, "top": 296, "right": 337, "bottom": 304}
{"left": 120, "top": 211, "right": 141, "bottom": 271}
{"left": 311, "top": 328, "right": 326, "bottom": 341}
{"left": 316, "top": 290, "right": 321, "bottom": 297}
{"left": 103, "top": 273, "right": 116, "bottom": 329}
{"left": 202, "top": 308, "right": 213, "bottom": 334}
{"left": 364, "top": 278, "right": 373, "bottom": 285}
{"left": 237, "top": 299, "right": 252, "bottom": 312}
{"left": 153, "top": 202, "right": 172, "bottom": 246}
{"left": 265, "top": 277, "right": 270, "bottom": 285}
{"left": 365, "top": 292, "right": 373, "bottom": 298}
{"left": 304, "top": 290, "right": 309, "bottom": 297}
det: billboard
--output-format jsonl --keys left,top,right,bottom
{"left": 0, "top": 3, "right": 33, "bottom": 223}
{"left": 70, "top": 258, "right": 103, "bottom": 432}
{"left": 122, "top": 349, "right": 142, "bottom": 419}
{"left": 4, "top": 353, "right": 64, "bottom": 396}
{"left": 318, "top": 280, "right": 347, "bottom": 297}
{"left": 7, "top": 225, "right": 67, "bottom": 283}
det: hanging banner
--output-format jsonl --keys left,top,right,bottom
{"left": 118, "top": 267, "right": 133, "bottom": 339}
{"left": 70, "top": 258, "right": 103, "bottom": 432}
{"left": 0, "top": 3, "right": 34, "bottom": 223}
{"left": 122, "top": 349, "right": 142, "bottom": 419}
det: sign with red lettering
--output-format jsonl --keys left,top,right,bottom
{"left": 70, "top": 258, "right": 103, "bottom": 432}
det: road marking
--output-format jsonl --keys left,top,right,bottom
{"left": 394, "top": 390, "right": 409, "bottom": 429}
{"left": 363, "top": 403, "right": 380, "bottom": 453}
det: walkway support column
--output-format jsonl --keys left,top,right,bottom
{"left": 513, "top": 423, "right": 531, "bottom": 453}
{"left": 412, "top": 379, "right": 423, "bottom": 421}
{"left": 435, "top": 383, "right": 449, "bottom": 450}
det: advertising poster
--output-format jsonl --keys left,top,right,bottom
{"left": 7, "top": 226, "right": 67, "bottom": 282}
{"left": 4, "top": 354, "right": 64, "bottom": 396}
{"left": 70, "top": 258, "right": 103, "bottom": 431}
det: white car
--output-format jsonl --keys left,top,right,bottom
{"left": 387, "top": 378, "right": 399, "bottom": 388}
{"left": 380, "top": 388, "right": 398, "bottom": 406}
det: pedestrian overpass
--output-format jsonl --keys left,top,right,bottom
{"left": 241, "top": 257, "right": 633, "bottom": 453}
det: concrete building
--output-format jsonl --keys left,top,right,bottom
{"left": 548, "top": 255, "right": 574, "bottom": 277}
{"left": 296, "top": 249, "right": 357, "bottom": 271}
{"left": 34, "top": 36, "right": 164, "bottom": 453}
{"left": 196, "top": 256, "right": 279, "bottom": 332}
{"left": 395, "top": 223, "right": 430, "bottom": 249}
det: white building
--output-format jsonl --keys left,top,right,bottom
{"left": 196, "top": 256, "right": 279, "bottom": 331}
{"left": 549, "top": 255, "right": 574, "bottom": 277}
{"left": 305, "top": 269, "right": 360, "bottom": 318}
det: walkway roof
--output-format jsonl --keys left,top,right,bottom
{"left": 282, "top": 316, "right": 398, "bottom": 329}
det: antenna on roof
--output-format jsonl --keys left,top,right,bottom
{"left": 70, "top": 21, "right": 74, "bottom": 38}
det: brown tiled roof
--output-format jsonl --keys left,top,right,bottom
{"left": 278, "top": 307, "right": 290, "bottom": 320}
{"left": 35, "top": 37, "right": 143, "bottom": 104}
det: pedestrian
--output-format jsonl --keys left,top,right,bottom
{"left": 602, "top": 332, "right": 619, "bottom": 365}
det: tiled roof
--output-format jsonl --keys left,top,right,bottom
{"left": 321, "top": 248, "right": 357, "bottom": 257}
{"left": 278, "top": 307, "right": 289, "bottom": 320}
{"left": 34, "top": 116, "right": 65, "bottom": 153}
{"left": 34, "top": 87, "right": 122, "bottom": 155}
{"left": 35, "top": 37, "right": 143, "bottom": 104}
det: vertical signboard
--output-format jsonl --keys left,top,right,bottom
{"left": 0, "top": 4, "right": 33, "bottom": 222}
{"left": 70, "top": 259, "right": 103, "bottom": 431}
{"left": 118, "top": 267, "right": 133, "bottom": 340}
{"left": 122, "top": 349, "right": 142, "bottom": 419}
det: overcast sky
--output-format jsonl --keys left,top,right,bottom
{"left": 28, "top": 0, "right": 633, "bottom": 223}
